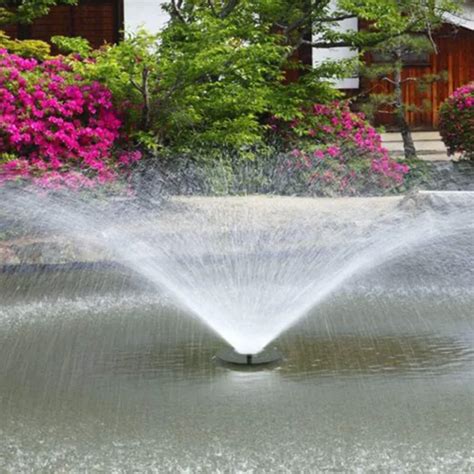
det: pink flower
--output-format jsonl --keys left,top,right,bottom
{"left": 278, "top": 100, "right": 410, "bottom": 194}
{"left": 0, "top": 50, "right": 141, "bottom": 191}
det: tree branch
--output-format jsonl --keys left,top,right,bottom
{"left": 170, "top": 0, "right": 186, "bottom": 23}
{"left": 275, "top": 16, "right": 309, "bottom": 35}
{"left": 400, "top": 77, "right": 419, "bottom": 83}
{"left": 302, "top": 40, "right": 355, "bottom": 48}
{"left": 317, "top": 14, "right": 357, "bottom": 23}
{"left": 207, "top": 0, "right": 217, "bottom": 17}
{"left": 425, "top": 19, "right": 438, "bottom": 54}
{"left": 304, "top": 25, "right": 419, "bottom": 51}
{"left": 219, "top": 0, "right": 239, "bottom": 19}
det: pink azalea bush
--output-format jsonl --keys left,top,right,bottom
{"left": 272, "top": 102, "right": 409, "bottom": 195}
{"left": 0, "top": 50, "right": 141, "bottom": 190}
{"left": 439, "top": 83, "right": 474, "bottom": 160}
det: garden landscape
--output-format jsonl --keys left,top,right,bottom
{"left": 0, "top": 0, "right": 473, "bottom": 472}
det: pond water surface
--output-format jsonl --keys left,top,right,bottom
{"left": 0, "top": 267, "right": 472, "bottom": 472}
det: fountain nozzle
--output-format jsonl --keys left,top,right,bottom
{"left": 216, "top": 347, "right": 282, "bottom": 367}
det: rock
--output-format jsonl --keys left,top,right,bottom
{"left": 398, "top": 190, "right": 474, "bottom": 214}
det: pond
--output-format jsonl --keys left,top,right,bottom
{"left": 0, "top": 263, "right": 472, "bottom": 472}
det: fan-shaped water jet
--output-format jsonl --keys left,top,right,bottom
{"left": 1, "top": 190, "right": 473, "bottom": 358}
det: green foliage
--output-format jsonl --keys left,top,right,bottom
{"left": 51, "top": 35, "right": 91, "bottom": 56}
{"left": 155, "top": 3, "right": 340, "bottom": 149}
{"left": 39, "top": 0, "right": 460, "bottom": 161}
{"left": 61, "top": 30, "right": 161, "bottom": 147}
{"left": 339, "top": 0, "right": 459, "bottom": 36}
{"left": 0, "top": 29, "right": 50, "bottom": 58}
{"left": 65, "top": 23, "right": 338, "bottom": 151}
{"left": 0, "top": 0, "right": 77, "bottom": 25}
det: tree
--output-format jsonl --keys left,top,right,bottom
{"left": 359, "top": 35, "right": 447, "bottom": 158}
{"left": 70, "top": 2, "right": 346, "bottom": 151}
{"left": 155, "top": 1, "right": 339, "bottom": 149}
{"left": 62, "top": 0, "right": 458, "bottom": 154}
{"left": 348, "top": 0, "right": 459, "bottom": 158}
{"left": 0, "top": 0, "right": 77, "bottom": 26}
{"left": 164, "top": 1, "right": 458, "bottom": 54}
{"left": 157, "top": 0, "right": 458, "bottom": 152}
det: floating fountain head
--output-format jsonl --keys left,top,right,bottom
{"left": 216, "top": 347, "right": 282, "bottom": 366}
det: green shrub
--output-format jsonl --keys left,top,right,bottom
{"left": 51, "top": 35, "right": 91, "bottom": 56}
{"left": 0, "top": 30, "right": 50, "bottom": 59}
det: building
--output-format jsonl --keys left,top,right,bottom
{"left": 312, "top": 3, "right": 474, "bottom": 129}
{"left": 2, "top": 0, "right": 169, "bottom": 48}
{"left": 3, "top": 0, "right": 473, "bottom": 129}
{"left": 359, "top": 13, "right": 474, "bottom": 129}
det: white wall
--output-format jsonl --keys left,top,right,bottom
{"left": 123, "top": 0, "right": 170, "bottom": 34}
{"left": 313, "top": 14, "right": 359, "bottom": 89}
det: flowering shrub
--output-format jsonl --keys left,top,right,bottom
{"left": 0, "top": 50, "right": 141, "bottom": 190}
{"left": 439, "top": 83, "right": 474, "bottom": 160}
{"left": 272, "top": 102, "right": 409, "bottom": 195}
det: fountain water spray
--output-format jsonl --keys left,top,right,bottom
{"left": 3, "top": 190, "right": 473, "bottom": 362}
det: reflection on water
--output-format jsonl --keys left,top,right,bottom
{"left": 0, "top": 285, "right": 473, "bottom": 471}
{"left": 280, "top": 334, "right": 473, "bottom": 379}
{"left": 90, "top": 333, "right": 472, "bottom": 382}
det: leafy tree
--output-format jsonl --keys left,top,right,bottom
{"left": 61, "top": 8, "right": 343, "bottom": 152}
{"left": 155, "top": 2, "right": 336, "bottom": 149}
{"left": 0, "top": 0, "right": 77, "bottom": 26}
{"left": 154, "top": 0, "right": 459, "bottom": 152}
{"left": 59, "top": 0, "right": 459, "bottom": 156}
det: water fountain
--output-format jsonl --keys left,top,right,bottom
{"left": 0, "top": 188, "right": 473, "bottom": 470}
{"left": 2, "top": 190, "right": 473, "bottom": 359}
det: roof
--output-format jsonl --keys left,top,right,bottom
{"left": 443, "top": 3, "right": 474, "bottom": 31}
